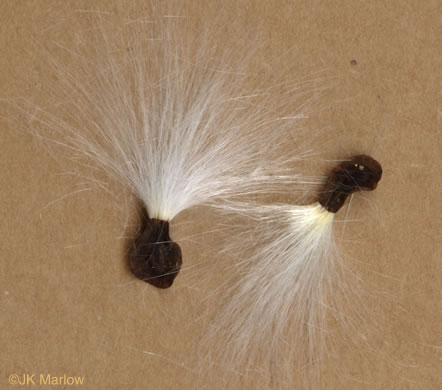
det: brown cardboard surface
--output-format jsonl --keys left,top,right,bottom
{"left": 1, "top": 1, "right": 440, "bottom": 389}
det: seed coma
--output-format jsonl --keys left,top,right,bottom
{"left": 128, "top": 215, "right": 182, "bottom": 289}
{"left": 318, "top": 155, "right": 383, "bottom": 213}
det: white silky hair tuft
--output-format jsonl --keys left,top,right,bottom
{"left": 200, "top": 201, "right": 343, "bottom": 388}
{"left": 22, "top": 9, "right": 319, "bottom": 224}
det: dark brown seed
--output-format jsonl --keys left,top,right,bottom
{"left": 128, "top": 216, "right": 182, "bottom": 289}
{"left": 318, "top": 155, "right": 382, "bottom": 213}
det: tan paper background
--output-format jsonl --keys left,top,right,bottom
{"left": 1, "top": 0, "right": 440, "bottom": 389}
